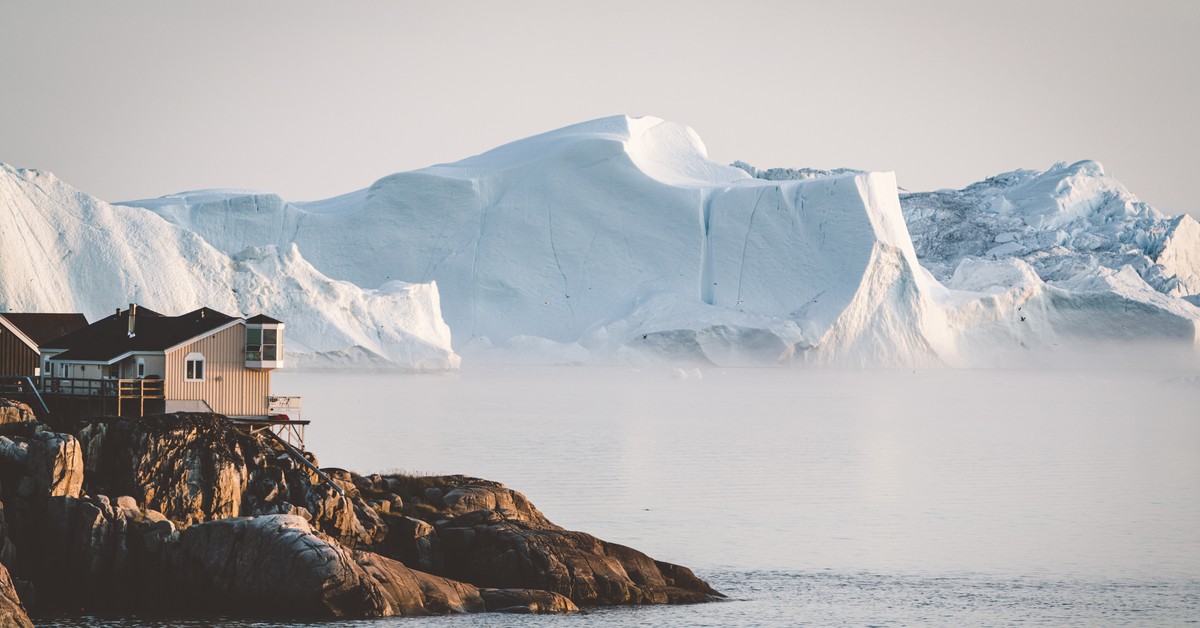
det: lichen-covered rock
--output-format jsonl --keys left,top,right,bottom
{"left": 76, "top": 414, "right": 362, "bottom": 543}
{"left": 0, "top": 400, "right": 35, "bottom": 426}
{"left": 439, "top": 478, "right": 555, "bottom": 528}
{"left": 23, "top": 433, "right": 83, "bottom": 499}
{"left": 303, "top": 483, "right": 366, "bottom": 544}
{"left": 0, "top": 561, "right": 32, "bottom": 628}
{"left": 77, "top": 414, "right": 248, "bottom": 524}
{"left": 353, "top": 497, "right": 388, "bottom": 545}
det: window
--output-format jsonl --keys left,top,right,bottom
{"left": 247, "top": 326, "right": 282, "bottom": 362}
{"left": 136, "top": 359, "right": 145, "bottom": 378}
{"left": 185, "top": 353, "right": 205, "bottom": 382}
{"left": 263, "top": 329, "right": 278, "bottom": 360}
{"left": 246, "top": 328, "right": 262, "bottom": 361}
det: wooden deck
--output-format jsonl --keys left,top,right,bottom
{"left": 228, "top": 416, "right": 310, "bottom": 451}
{"left": 2, "top": 376, "right": 310, "bottom": 450}
{"left": 40, "top": 377, "right": 166, "bottom": 417}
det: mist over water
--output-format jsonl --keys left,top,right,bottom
{"left": 47, "top": 365, "right": 1200, "bottom": 626}
{"left": 274, "top": 365, "right": 1200, "bottom": 582}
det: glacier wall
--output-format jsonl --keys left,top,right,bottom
{"left": 8, "top": 114, "right": 1198, "bottom": 368}
{"left": 0, "top": 165, "right": 459, "bottom": 370}
{"left": 126, "top": 116, "right": 970, "bottom": 365}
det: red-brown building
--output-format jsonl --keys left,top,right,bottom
{"left": 0, "top": 312, "right": 88, "bottom": 377}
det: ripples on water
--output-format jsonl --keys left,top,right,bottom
{"left": 41, "top": 570, "right": 1200, "bottom": 626}
{"left": 37, "top": 366, "right": 1200, "bottom": 626}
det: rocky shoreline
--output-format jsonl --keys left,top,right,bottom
{"left": 0, "top": 401, "right": 720, "bottom": 623}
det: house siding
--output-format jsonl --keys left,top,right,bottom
{"left": 117, "top": 355, "right": 166, "bottom": 379}
{"left": 164, "top": 324, "right": 270, "bottom": 416}
{"left": 0, "top": 329, "right": 39, "bottom": 377}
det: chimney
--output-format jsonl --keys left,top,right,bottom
{"left": 128, "top": 303, "right": 137, "bottom": 338}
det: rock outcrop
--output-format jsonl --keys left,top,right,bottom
{"left": 0, "top": 562, "right": 32, "bottom": 628}
{"left": 75, "top": 413, "right": 370, "bottom": 545}
{"left": 172, "top": 514, "right": 383, "bottom": 617}
{"left": 77, "top": 414, "right": 250, "bottom": 524}
{"left": 0, "top": 407, "right": 715, "bottom": 621}
{"left": 23, "top": 433, "right": 83, "bottom": 500}
{"left": 372, "top": 475, "right": 722, "bottom": 606}
{"left": 0, "top": 400, "right": 35, "bottom": 426}
{"left": 436, "top": 510, "right": 718, "bottom": 605}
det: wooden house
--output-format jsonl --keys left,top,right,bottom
{"left": 40, "top": 304, "right": 289, "bottom": 419}
{"left": 0, "top": 313, "right": 88, "bottom": 377}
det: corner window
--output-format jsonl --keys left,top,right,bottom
{"left": 263, "top": 329, "right": 278, "bottom": 360}
{"left": 246, "top": 327, "right": 261, "bottom": 361}
{"left": 247, "top": 325, "right": 282, "bottom": 362}
{"left": 185, "top": 352, "right": 205, "bottom": 382}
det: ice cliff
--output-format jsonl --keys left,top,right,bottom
{"left": 6, "top": 115, "right": 1198, "bottom": 367}
{"left": 0, "top": 165, "right": 459, "bottom": 370}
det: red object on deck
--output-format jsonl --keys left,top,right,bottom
{"left": 269, "top": 413, "right": 291, "bottom": 421}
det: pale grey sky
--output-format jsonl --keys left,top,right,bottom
{"left": 2, "top": 1, "right": 1197, "bottom": 217}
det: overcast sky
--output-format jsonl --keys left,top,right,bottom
{"left": 2, "top": 1, "right": 1197, "bottom": 217}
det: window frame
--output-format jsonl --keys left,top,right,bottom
{"left": 184, "top": 352, "right": 206, "bottom": 382}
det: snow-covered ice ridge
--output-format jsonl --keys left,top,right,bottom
{"left": 7, "top": 115, "right": 1199, "bottom": 367}
{"left": 0, "top": 165, "right": 459, "bottom": 370}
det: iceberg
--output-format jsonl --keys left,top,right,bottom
{"left": 0, "top": 165, "right": 459, "bottom": 370}
{"left": 6, "top": 116, "right": 1196, "bottom": 367}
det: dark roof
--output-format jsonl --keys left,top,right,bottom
{"left": 245, "top": 314, "right": 282, "bottom": 325}
{"left": 45, "top": 306, "right": 238, "bottom": 362}
{"left": 0, "top": 313, "right": 89, "bottom": 347}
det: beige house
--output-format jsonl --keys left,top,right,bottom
{"left": 40, "top": 305, "right": 287, "bottom": 418}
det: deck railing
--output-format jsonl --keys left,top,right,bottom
{"left": 40, "top": 377, "right": 165, "bottom": 400}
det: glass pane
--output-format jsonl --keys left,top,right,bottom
{"left": 263, "top": 329, "right": 277, "bottom": 344}
{"left": 195, "top": 360, "right": 203, "bottom": 380}
{"left": 264, "top": 345, "right": 277, "bottom": 361}
{"left": 247, "top": 351, "right": 261, "bottom": 361}
{"left": 247, "top": 328, "right": 261, "bottom": 344}
{"left": 186, "top": 361, "right": 194, "bottom": 379}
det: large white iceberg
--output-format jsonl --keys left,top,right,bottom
{"left": 9, "top": 115, "right": 1198, "bottom": 367}
{"left": 0, "top": 165, "right": 459, "bottom": 370}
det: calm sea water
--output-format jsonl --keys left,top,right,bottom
{"left": 46, "top": 366, "right": 1200, "bottom": 626}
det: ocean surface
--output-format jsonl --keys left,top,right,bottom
{"left": 46, "top": 366, "right": 1200, "bottom": 626}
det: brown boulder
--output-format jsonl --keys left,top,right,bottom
{"left": 481, "top": 588, "right": 579, "bottom": 614}
{"left": 172, "top": 514, "right": 386, "bottom": 617}
{"left": 436, "top": 509, "right": 721, "bottom": 606}
{"left": 24, "top": 432, "right": 83, "bottom": 499}
{"left": 439, "top": 478, "right": 556, "bottom": 528}
{"left": 0, "top": 561, "right": 31, "bottom": 628}
{"left": 0, "top": 400, "right": 35, "bottom": 426}
{"left": 352, "top": 550, "right": 483, "bottom": 615}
